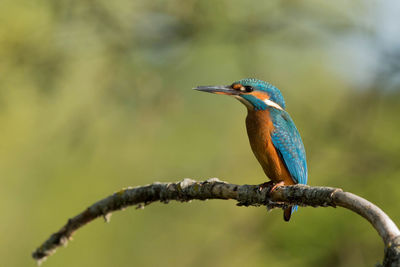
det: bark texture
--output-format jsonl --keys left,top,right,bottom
{"left": 32, "top": 178, "right": 400, "bottom": 266}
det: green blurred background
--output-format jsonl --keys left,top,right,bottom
{"left": 1, "top": 0, "right": 400, "bottom": 266}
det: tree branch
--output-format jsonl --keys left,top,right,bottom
{"left": 32, "top": 178, "right": 400, "bottom": 266}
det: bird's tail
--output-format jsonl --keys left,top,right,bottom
{"left": 283, "top": 205, "right": 298, "bottom": 222}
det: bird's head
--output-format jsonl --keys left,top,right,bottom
{"left": 194, "top": 78, "right": 286, "bottom": 111}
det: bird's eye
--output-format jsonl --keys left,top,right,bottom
{"left": 244, "top": 86, "right": 254, "bottom": 92}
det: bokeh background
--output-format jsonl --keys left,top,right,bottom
{"left": 2, "top": 0, "right": 400, "bottom": 266}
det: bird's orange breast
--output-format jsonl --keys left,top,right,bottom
{"left": 246, "top": 110, "right": 295, "bottom": 185}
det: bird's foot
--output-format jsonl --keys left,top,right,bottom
{"left": 270, "top": 181, "right": 285, "bottom": 193}
{"left": 258, "top": 181, "right": 285, "bottom": 193}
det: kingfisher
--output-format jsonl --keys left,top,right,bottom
{"left": 194, "top": 78, "right": 307, "bottom": 221}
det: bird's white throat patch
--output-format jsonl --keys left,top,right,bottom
{"left": 264, "top": 99, "right": 283, "bottom": 110}
{"left": 234, "top": 96, "right": 284, "bottom": 111}
{"left": 234, "top": 96, "right": 252, "bottom": 109}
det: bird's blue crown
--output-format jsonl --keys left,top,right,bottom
{"left": 235, "top": 78, "right": 286, "bottom": 110}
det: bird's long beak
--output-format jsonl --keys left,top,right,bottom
{"left": 193, "top": 85, "right": 239, "bottom": 95}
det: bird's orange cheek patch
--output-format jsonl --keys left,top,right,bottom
{"left": 250, "top": 91, "right": 269, "bottom": 101}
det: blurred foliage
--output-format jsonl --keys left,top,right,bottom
{"left": 1, "top": 0, "right": 400, "bottom": 266}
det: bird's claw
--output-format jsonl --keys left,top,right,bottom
{"left": 270, "top": 181, "right": 285, "bottom": 193}
{"left": 258, "top": 181, "right": 285, "bottom": 193}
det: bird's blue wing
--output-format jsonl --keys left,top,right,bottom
{"left": 270, "top": 109, "right": 307, "bottom": 185}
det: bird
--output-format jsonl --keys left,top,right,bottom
{"left": 194, "top": 78, "right": 307, "bottom": 221}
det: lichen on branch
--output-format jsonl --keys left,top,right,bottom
{"left": 32, "top": 178, "right": 400, "bottom": 266}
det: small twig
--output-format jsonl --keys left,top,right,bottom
{"left": 32, "top": 178, "right": 400, "bottom": 266}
